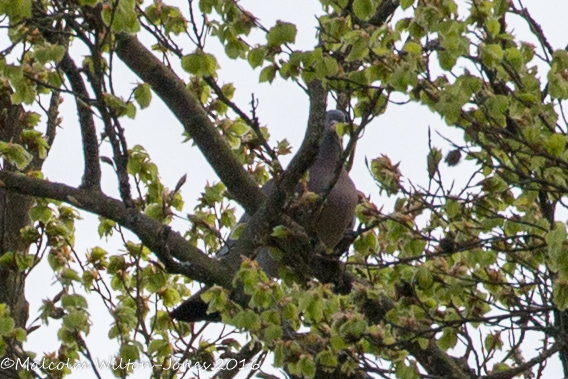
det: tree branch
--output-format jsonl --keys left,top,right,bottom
{"left": 58, "top": 53, "right": 102, "bottom": 191}
{"left": 170, "top": 79, "right": 329, "bottom": 321}
{"left": 368, "top": 0, "right": 400, "bottom": 27}
{"left": 202, "top": 76, "right": 281, "bottom": 168}
{"left": 114, "top": 34, "right": 265, "bottom": 215}
{"left": 481, "top": 341, "right": 562, "bottom": 379}
{"left": 0, "top": 171, "right": 234, "bottom": 288}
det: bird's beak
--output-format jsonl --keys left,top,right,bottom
{"left": 329, "top": 121, "right": 343, "bottom": 135}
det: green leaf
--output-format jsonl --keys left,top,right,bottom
{"left": 133, "top": 83, "right": 152, "bottom": 109}
{"left": 233, "top": 309, "right": 261, "bottom": 331}
{"left": 330, "top": 334, "right": 346, "bottom": 350}
{"left": 78, "top": 0, "right": 101, "bottom": 5}
{"left": 89, "top": 246, "right": 108, "bottom": 265}
{"left": 353, "top": 0, "right": 374, "bottom": 21}
{"left": 437, "top": 327, "right": 458, "bottom": 350}
{"left": 415, "top": 267, "right": 433, "bottom": 289}
{"left": 438, "top": 50, "right": 458, "bottom": 71}
{"left": 323, "top": 56, "right": 339, "bottom": 76}
{"left": 34, "top": 43, "right": 66, "bottom": 64}
{"left": 248, "top": 47, "right": 265, "bottom": 68}
{"left": 347, "top": 35, "right": 368, "bottom": 62}
{"left": 403, "top": 41, "right": 422, "bottom": 55}
{"left": 225, "top": 38, "right": 248, "bottom": 59}
{"left": 264, "top": 324, "right": 283, "bottom": 340}
{"left": 103, "top": 93, "right": 136, "bottom": 118}
{"left": 0, "top": 251, "right": 15, "bottom": 267}
{"left": 484, "top": 333, "right": 503, "bottom": 351}
{"left": 259, "top": 65, "right": 277, "bottom": 83}
{"left": 553, "top": 281, "right": 568, "bottom": 310}
{"left": 316, "top": 349, "right": 337, "bottom": 368}
{"left": 120, "top": 343, "right": 140, "bottom": 363}
{"left": 30, "top": 205, "right": 52, "bottom": 224}
{"left": 504, "top": 47, "right": 523, "bottom": 70}
{"left": 60, "top": 268, "right": 82, "bottom": 283}
{"left": 369, "top": 155, "right": 401, "bottom": 196}
{"left": 417, "top": 338, "right": 429, "bottom": 349}
{"left": 306, "top": 296, "right": 324, "bottom": 323}
{"left": 98, "top": 218, "right": 116, "bottom": 237}
{"left": 546, "top": 222, "right": 566, "bottom": 247}
{"left": 261, "top": 309, "right": 281, "bottom": 326}
{"left": 266, "top": 21, "right": 297, "bottom": 46}
{"left": 545, "top": 134, "right": 567, "bottom": 157}
{"left": 181, "top": 51, "right": 219, "bottom": 77}
{"left": 481, "top": 44, "right": 504, "bottom": 67}
{"left": 547, "top": 223, "right": 568, "bottom": 280}
{"left": 0, "top": 317, "right": 14, "bottom": 336}
{"left": 124, "top": 102, "right": 136, "bottom": 119}
{"left": 396, "top": 362, "right": 420, "bottom": 379}
{"left": 274, "top": 343, "right": 285, "bottom": 367}
{"left": 230, "top": 121, "right": 249, "bottom": 136}
{"left": 62, "top": 309, "right": 89, "bottom": 332}
{"left": 221, "top": 83, "right": 235, "bottom": 99}
{"left": 144, "top": 203, "right": 162, "bottom": 220}
{"left": 401, "top": 0, "right": 414, "bottom": 9}
{"left": 12, "top": 327, "right": 26, "bottom": 342}
{"left": 314, "top": 55, "right": 339, "bottom": 78}
{"left": 445, "top": 199, "right": 459, "bottom": 218}
{"left": 148, "top": 339, "right": 170, "bottom": 356}
{"left": 0, "top": 0, "right": 32, "bottom": 20}
{"left": 161, "top": 287, "right": 180, "bottom": 307}
{"left": 404, "top": 239, "right": 426, "bottom": 256}
{"left": 199, "top": 0, "right": 215, "bottom": 13}
{"left": 22, "top": 112, "right": 41, "bottom": 127}
{"left": 282, "top": 303, "right": 298, "bottom": 320}
{"left": 549, "top": 72, "right": 568, "bottom": 99}
{"left": 389, "top": 62, "right": 416, "bottom": 90}
{"left": 427, "top": 148, "right": 442, "bottom": 179}
{"left": 251, "top": 286, "right": 271, "bottom": 308}
{"left": 298, "top": 355, "right": 316, "bottom": 379}
{"left": 21, "top": 129, "right": 49, "bottom": 159}
{"left": 61, "top": 294, "right": 88, "bottom": 309}
{"left": 10, "top": 76, "right": 36, "bottom": 105}
{"left": 486, "top": 18, "right": 500, "bottom": 37}
{"left": 101, "top": 0, "right": 140, "bottom": 33}
{"left": 0, "top": 141, "right": 33, "bottom": 169}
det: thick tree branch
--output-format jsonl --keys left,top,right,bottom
{"left": 44, "top": 90, "right": 60, "bottom": 151}
{"left": 171, "top": 80, "right": 329, "bottom": 320}
{"left": 84, "top": 52, "right": 133, "bottom": 206}
{"left": 0, "top": 86, "right": 34, "bottom": 378}
{"left": 226, "top": 80, "right": 329, "bottom": 277}
{"left": 212, "top": 340, "right": 263, "bottom": 379}
{"left": 165, "top": 77, "right": 471, "bottom": 371}
{"left": 368, "top": 0, "right": 399, "bottom": 27}
{"left": 278, "top": 80, "right": 327, "bottom": 193}
{"left": 481, "top": 341, "right": 562, "bottom": 379}
{"left": 58, "top": 53, "right": 102, "bottom": 191}
{"left": 0, "top": 171, "right": 234, "bottom": 288}
{"left": 114, "top": 34, "right": 265, "bottom": 215}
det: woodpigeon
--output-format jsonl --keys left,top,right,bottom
{"left": 170, "top": 110, "right": 358, "bottom": 322}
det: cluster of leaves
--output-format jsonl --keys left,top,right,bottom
{"left": 164, "top": 0, "right": 568, "bottom": 377}
{"left": 1, "top": 0, "right": 568, "bottom": 378}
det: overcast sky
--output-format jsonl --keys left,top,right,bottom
{"left": 20, "top": 1, "right": 568, "bottom": 378}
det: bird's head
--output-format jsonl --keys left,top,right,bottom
{"left": 324, "top": 110, "right": 346, "bottom": 134}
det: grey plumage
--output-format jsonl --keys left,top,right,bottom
{"left": 254, "top": 110, "right": 357, "bottom": 275}
{"left": 170, "top": 110, "right": 358, "bottom": 322}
